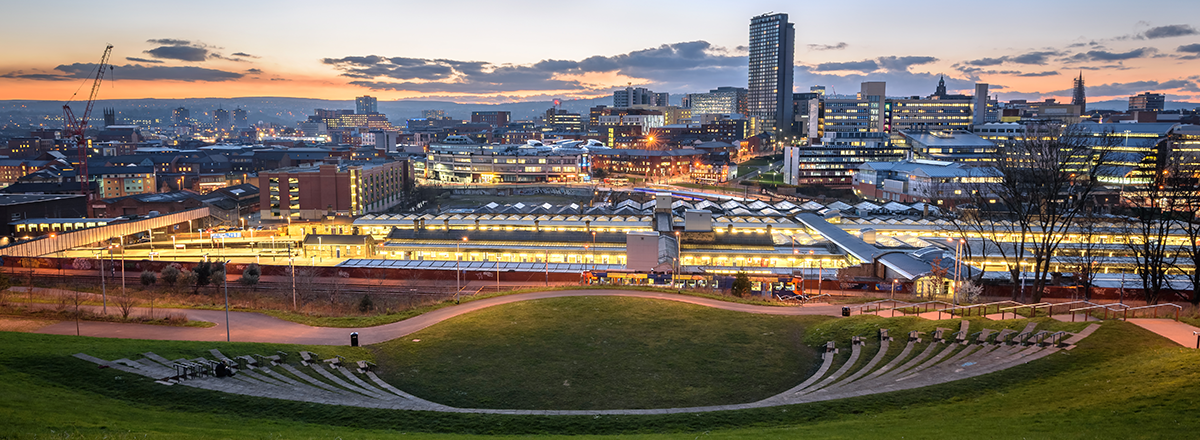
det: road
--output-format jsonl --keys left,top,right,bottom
{"left": 33, "top": 289, "right": 843, "bottom": 345}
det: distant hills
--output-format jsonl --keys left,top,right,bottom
{"left": 1, "top": 96, "right": 1195, "bottom": 128}
{"left": 1086, "top": 99, "right": 1199, "bottom": 111}
{"left": 0, "top": 97, "right": 614, "bottom": 126}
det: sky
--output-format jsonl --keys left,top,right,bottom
{"left": 1, "top": 0, "right": 1199, "bottom": 104}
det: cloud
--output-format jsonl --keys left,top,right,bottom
{"left": 1017, "top": 71, "right": 1060, "bottom": 77}
{"left": 814, "top": 60, "right": 878, "bottom": 72}
{"left": 1044, "top": 79, "right": 1198, "bottom": 97}
{"left": 231, "top": 52, "right": 259, "bottom": 58}
{"left": 875, "top": 56, "right": 938, "bottom": 71}
{"left": 1179, "top": 43, "right": 1200, "bottom": 53}
{"left": 146, "top": 38, "right": 192, "bottom": 46}
{"left": 807, "top": 42, "right": 848, "bottom": 51}
{"left": 961, "top": 51, "right": 1060, "bottom": 68}
{"left": 795, "top": 67, "right": 979, "bottom": 98}
{"left": 246, "top": 68, "right": 262, "bottom": 74}
{"left": 964, "top": 57, "right": 1007, "bottom": 67}
{"left": 4, "top": 63, "right": 243, "bottom": 82}
{"left": 0, "top": 71, "right": 73, "bottom": 81}
{"left": 1143, "top": 24, "right": 1198, "bottom": 39}
{"left": 1066, "top": 47, "right": 1157, "bottom": 62}
{"left": 124, "top": 57, "right": 163, "bottom": 64}
{"left": 325, "top": 41, "right": 747, "bottom": 94}
{"left": 145, "top": 45, "right": 209, "bottom": 62}
{"left": 1010, "top": 51, "right": 1059, "bottom": 65}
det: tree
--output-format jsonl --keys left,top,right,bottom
{"left": 731, "top": 271, "right": 752, "bottom": 298}
{"left": 238, "top": 263, "right": 261, "bottom": 288}
{"left": 160, "top": 265, "right": 180, "bottom": 287}
{"left": 358, "top": 294, "right": 375, "bottom": 313}
{"left": 1122, "top": 169, "right": 1181, "bottom": 306}
{"left": 140, "top": 270, "right": 157, "bottom": 287}
{"left": 1166, "top": 155, "right": 1200, "bottom": 306}
{"left": 210, "top": 263, "right": 226, "bottom": 290}
{"left": 1067, "top": 217, "right": 1105, "bottom": 301}
{"left": 193, "top": 262, "right": 212, "bottom": 293}
{"left": 179, "top": 270, "right": 198, "bottom": 293}
{"left": 985, "top": 123, "right": 1116, "bottom": 302}
{"left": 592, "top": 167, "right": 609, "bottom": 179}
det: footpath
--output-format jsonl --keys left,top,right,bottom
{"left": 24, "top": 289, "right": 843, "bottom": 345}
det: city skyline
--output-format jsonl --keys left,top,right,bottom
{"left": 1, "top": 0, "right": 1199, "bottom": 104}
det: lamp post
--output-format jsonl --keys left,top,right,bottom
{"left": 288, "top": 243, "right": 296, "bottom": 310}
{"left": 171, "top": 235, "right": 176, "bottom": 260}
{"left": 317, "top": 236, "right": 323, "bottom": 262}
{"left": 591, "top": 231, "right": 597, "bottom": 272}
{"left": 674, "top": 230, "right": 681, "bottom": 287}
{"left": 456, "top": 237, "right": 466, "bottom": 300}
{"left": 119, "top": 236, "right": 125, "bottom": 313}
{"left": 891, "top": 279, "right": 898, "bottom": 300}
{"left": 222, "top": 259, "right": 231, "bottom": 342}
{"left": 97, "top": 250, "right": 105, "bottom": 314}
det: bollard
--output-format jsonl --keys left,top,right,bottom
{"left": 350, "top": 332, "right": 359, "bottom": 347}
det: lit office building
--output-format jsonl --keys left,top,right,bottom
{"left": 687, "top": 87, "right": 748, "bottom": 116}
{"left": 748, "top": 13, "right": 795, "bottom": 135}
{"left": 356, "top": 95, "right": 378, "bottom": 114}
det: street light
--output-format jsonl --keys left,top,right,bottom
{"left": 171, "top": 235, "right": 176, "bottom": 261}
{"left": 222, "top": 259, "right": 231, "bottom": 342}
{"left": 891, "top": 279, "right": 898, "bottom": 300}
{"left": 674, "top": 230, "right": 681, "bottom": 287}
{"left": 456, "top": 236, "right": 467, "bottom": 301}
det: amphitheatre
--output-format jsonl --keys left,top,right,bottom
{"left": 4, "top": 286, "right": 1199, "bottom": 438}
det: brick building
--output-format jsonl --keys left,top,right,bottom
{"left": 258, "top": 160, "right": 411, "bottom": 221}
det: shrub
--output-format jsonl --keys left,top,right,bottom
{"left": 160, "top": 265, "right": 180, "bottom": 286}
{"left": 140, "top": 270, "right": 157, "bottom": 287}
{"left": 732, "top": 271, "right": 752, "bottom": 298}
{"left": 358, "top": 294, "right": 375, "bottom": 313}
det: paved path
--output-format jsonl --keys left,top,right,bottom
{"left": 1128, "top": 318, "right": 1200, "bottom": 349}
{"left": 35, "top": 290, "right": 842, "bottom": 345}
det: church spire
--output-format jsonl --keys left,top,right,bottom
{"left": 935, "top": 75, "right": 947, "bottom": 98}
{"left": 1072, "top": 71, "right": 1086, "bottom": 114}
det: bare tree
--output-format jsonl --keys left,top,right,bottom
{"left": 1067, "top": 217, "right": 1106, "bottom": 301}
{"left": 1167, "top": 154, "right": 1200, "bottom": 306}
{"left": 986, "top": 123, "right": 1117, "bottom": 302}
{"left": 1121, "top": 198, "right": 1178, "bottom": 306}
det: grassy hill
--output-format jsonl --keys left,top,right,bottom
{"left": 1, "top": 296, "right": 1197, "bottom": 439}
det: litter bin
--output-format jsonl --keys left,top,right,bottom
{"left": 350, "top": 332, "right": 359, "bottom": 347}
{"left": 841, "top": 306, "right": 850, "bottom": 317}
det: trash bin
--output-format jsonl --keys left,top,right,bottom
{"left": 841, "top": 306, "right": 850, "bottom": 317}
{"left": 350, "top": 332, "right": 359, "bottom": 347}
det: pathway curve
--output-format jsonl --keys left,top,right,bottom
{"left": 34, "top": 290, "right": 843, "bottom": 345}
{"left": 1127, "top": 318, "right": 1200, "bottom": 349}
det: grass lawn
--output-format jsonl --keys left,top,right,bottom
{"left": 372, "top": 296, "right": 825, "bottom": 410}
{"left": 0, "top": 297, "right": 1198, "bottom": 438}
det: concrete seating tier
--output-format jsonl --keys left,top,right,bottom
{"left": 73, "top": 322, "right": 1102, "bottom": 415}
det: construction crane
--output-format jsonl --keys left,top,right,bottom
{"left": 62, "top": 44, "right": 114, "bottom": 199}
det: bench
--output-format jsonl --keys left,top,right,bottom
{"left": 323, "top": 355, "right": 344, "bottom": 368}
{"left": 932, "top": 327, "right": 950, "bottom": 343}
{"left": 825, "top": 341, "right": 837, "bottom": 354}
{"left": 994, "top": 329, "right": 1015, "bottom": 344}
{"left": 356, "top": 360, "right": 376, "bottom": 373}
{"left": 909, "top": 330, "right": 924, "bottom": 342}
{"left": 955, "top": 320, "right": 970, "bottom": 342}
{"left": 256, "top": 354, "right": 282, "bottom": 366}
{"left": 976, "top": 329, "right": 995, "bottom": 344}
{"left": 880, "top": 328, "right": 892, "bottom": 341}
{"left": 852, "top": 336, "right": 863, "bottom": 346}
{"left": 236, "top": 355, "right": 258, "bottom": 369}
{"left": 299, "top": 351, "right": 319, "bottom": 366}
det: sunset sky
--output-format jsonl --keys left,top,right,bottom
{"left": 2, "top": 0, "right": 1199, "bottom": 104}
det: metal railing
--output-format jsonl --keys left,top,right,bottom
{"left": 1066, "top": 303, "right": 1131, "bottom": 321}
{"left": 848, "top": 299, "right": 914, "bottom": 317}
{"left": 996, "top": 302, "right": 1052, "bottom": 320}
{"left": 941, "top": 300, "right": 1025, "bottom": 318}
{"left": 1122, "top": 303, "right": 1183, "bottom": 321}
